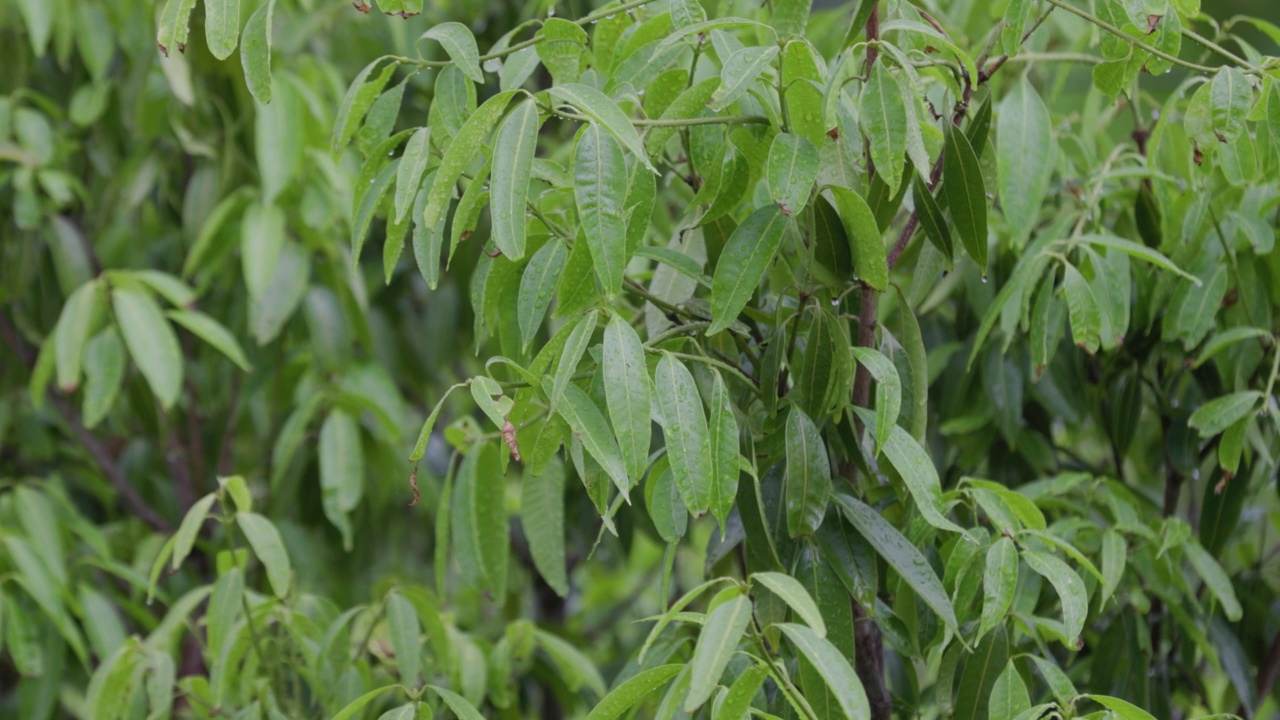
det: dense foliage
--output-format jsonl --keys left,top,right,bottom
{"left": 2, "top": 0, "right": 1280, "bottom": 718}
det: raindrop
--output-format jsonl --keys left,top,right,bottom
{"left": 980, "top": 275, "right": 988, "bottom": 284}
{"left": 548, "top": 8, "right": 555, "bottom": 15}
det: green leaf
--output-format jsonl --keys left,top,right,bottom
{"left": 239, "top": 0, "right": 277, "bottom": 104}
{"left": 426, "top": 686, "right": 485, "bottom": 720}
{"left": 319, "top": 409, "right": 363, "bottom": 551}
{"left": 785, "top": 407, "right": 831, "bottom": 537}
{"left": 1183, "top": 540, "right": 1242, "bottom": 620}
{"left": 113, "top": 288, "right": 183, "bottom": 409}
{"left": 752, "top": 572, "right": 826, "bottom": 637}
{"left": 454, "top": 443, "right": 509, "bottom": 597}
{"left": 536, "top": 18, "right": 589, "bottom": 83}
{"left": 717, "top": 665, "right": 769, "bottom": 720}
{"left": 943, "top": 121, "right": 988, "bottom": 274}
{"left": 997, "top": 78, "right": 1053, "bottom": 247}
{"left": 560, "top": 383, "right": 631, "bottom": 501}
{"left": 826, "top": 187, "right": 887, "bottom": 291}
{"left": 988, "top": 659, "right": 1031, "bottom": 720}
{"left": 912, "top": 176, "right": 953, "bottom": 263}
{"left": 205, "top": 0, "right": 241, "bottom": 60}
{"left": 156, "top": 0, "right": 197, "bottom": 56}
{"left": 236, "top": 512, "right": 291, "bottom": 598}
{"left": 776, "top": 623, "right": 870, "bottom": 720}
{"left": 549, "top": 84, "right": 657, "bottom": 174}
{"left": 603, "top": 315, "right": 652, "bottom": 483}
{"left": 333, "top": 687, "right": 404, "bottom": 720}
{"left": 978, "top": 537, "right": 1018, "bottom": 642}
{"left": 953, "top": 625, "right": 1010, "bottom": 720}
{"left": 710, "top": 46, "right": 780, "bottom": 111}
{"left": 423, "top": 23, "right": 485, "bottom": 83}
{"left": 534, "top": 628, "right": 608, "bottom": 696}
{"left": 1188, "top": 391, "right": 1262, "bottom": 437}
{"left": 54, "top": 281, "right": 100, "bottom": 392}
{"left": 82, "top": 328, "right": 125, "bottom": 428}
{"left": 1100, "top": 528, "right": 1125, "bottom": 605}
{"left": 1021, "top": 550, "right": 1086, "bottom": 647}
{"left": 1210, "top": 67, "right": 1251, "bottom": 144}
{"left": 709, "top": 204, "right": 789, "bottom": 334}
{"left": 241, "top": 201, "right": 286, "bottom": 301}
{"left": 385, "top": 592, "right": 421, "bottom": 684}
{"left": 394, "top": 127, "right": 431, "bottom": 223}
{"left": 575, "top": 123, "right": 630, "bottom": 294}
{"left": 707, "top": 370, "right": 739, "bottom": 533}
{"left": 492, "top": 98, "right": 540, "bottom": 261}
{"left": 848, "top": 347, "right": 900, "bottom": 454}
{"left": 654, "top": 352, "right": 713, "bottom": 515}
{"left": 549, "top": 312, "right": 597, "bottom": 413}
{"left": 518, "top": 240, "right": 569, "bottom": 351}
{"left": 422, "top": 90, "right": 519, "bottom": 236}
{"left": 1076, "top": 234, "right": 1198, "bottom": 283}
{"left": 684, "top": 593, "right": 752, "bottom": 712}
{"left": 586, "top": 664, "right": 684, "bottom": 720}
{"left": 858, "top": 411, "right": 967, "bottom": 536}
{"left": 860, "top": 62, "right": 907, "bottom": 195}
{"left": 835, "top": 494, "right": 959, "bottom": 634}
{"left": 1083, "top": 695, "right": 1157, "bottom": 720}
{"left": 522, "top": 455, "right": 568, "bottom": 597}
{"left": 1061, "top": 263, "right": 1100, "bottom": 354}
{"left": 1193, "top": 327, "right": 1271, "bottom": 368}
{"left": 171, "top": 493, "right": 217, "bottom": 572}
{"left": 166, "top": 310, "right": 252, "bottom": 371}
{"left": 768, "top": 133, "right": 820, "bottom": 215}
{"left": 207, "top": 567, "right": 242, "bottom": 659}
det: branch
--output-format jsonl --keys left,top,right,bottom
{"left": 1042, "top": 0, "right": 1220, "bottom": 73}
{"left": 0, "top": 313, "right": 173, "bottom": 532}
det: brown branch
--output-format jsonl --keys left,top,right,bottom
{"left": 1256, "top": 631, "right": 1280, "bottom": 709}
{"left": 0, "top": 312, "right": 173, "bottom": 532}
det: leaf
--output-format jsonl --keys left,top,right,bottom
{"left": 319, "top": 409, "right": 363, "bottom": 551}
{"left": 522, "top": 455, "right": 568, "bottom": 597}
{"left": 752, "top": 572, "right": 826, "bottom": 637}
{"left": 385, "top": 592, "right": 421, "bottom": 684}
{"left": 684, "top": 593, "right": 752, "bottom": 712}
{"left": 707, "top": 371, "right": 739, "bottom": 532}
{"left": 518, "top": 240, "right": 569, "bottom": 351}
{"left": 113, "top": 288, "right": 183, "bottom": 409}
{"left": 978, "top": 537, "right": 1018, "bottom": 642}
{"left": 82, "top": 329, "right": 125, "bottom": 428}
{"left": 236, "top": 512, "right": 292, "bottom": 598}
{"left": 1193, "top": 327, "right": 1271, "bottom": 368}
{"left": 1188, "top": 391, "right": 1262, "bottom": 437}
{"left": 1100, "top": 528, "right": 1125, "bottom": 605}
{"left": 785, "top": 407, "right": 831, "bottom": 537}
{"left": 536, "top": 18, "right": 589, "bottom": 83}
{"left": 549, "top": 84, "right": 657, "bottom": 173}
{"left": 1083, "top": 695, "right": 1157, "bottom": 720}
{"left": 1061, "top": 263, "right": 1100, "bottom": 353}
{"left": 767, "top": 133, "right": 820, "bottom": 215}
{"left": 54, "top": 281, "right": 100, "bottom": 392}
{"left": 422, "top": 90, "right": 519, "bottom": 234}
{"left": 205, "top": 0, "right": 241, "bottom": 60}
{"left": 1021, "top": 550, "right": 1087, "bottom": 647}
{"left": 709, "top": 204, "right": 789, "bottom": 334}
{"left": 492, "top": 99, "right": 540, "bottom": 260}
{"left": 711, "top": 46, "right": 780, "bottom": 111}
{"left": 954, "top": 625, "right": 1010, "bottom": 720}
{"left": 988, "top": 659, "right": 1031, "bottom": 720}
{"left": 166, "top": 310, "right": 252, "bottom": 371}
{"left": 426, "top": 686, "right": 485, "bottom": 720}
{"left": 423, "top": 23, "right": 485, "bottom": 83}
{"left": 560, "top": 383, "right": 631, "bottom": 501}
{"left": 857, "top": 411, "right": 967, "bottom": 536}
{"left": 860, "top": 62, "right": 908, "bottom": 195}
{"left": 575, "top": 123, "right": 630, "bottom": 294}
{"left": 943, "top": 121, "right": 988, "bottom": 274}
{"left": 654, "top": 352, "right": 713, "bottom": 515}
{"left": 534, "top": 628, "right": 608, "bottom": 696}
{"left": 848, "top": 347, "right": 900, "bottom": 454}
{"left": 826, "top": 187, "right": 887, "bottom": 291}
{"left": 394, "top": 127, "right": 431, "bottom": 223}
{"left": 239, "top": 0, "right": 277, "bottom": 104}
{"left": 776, "top": 623, "right": 870, "bottom": 720}
{"left": 997, "top": 78, "right": 1053, "bottom": 247}
{"left": 834, "top": 494, "right": 959, "bottom": 634}
{"left": 1077, "top": 234, "right": 1198, "bottom": 283}
{"left": 454, "top": 443, "right": 509, "bottom": 597}
{"left": 241, "top": 201, "right": 286, "bottom": 301}
{"left": 1210, "top": 67, "right": 1251, "bottom": 144}
{"left": 603, "top": 315, "right": 651, "bottom": 483}
{"left": 586, "top": 664, "right": 684, "bottom": 720}
{"left": 717, "top": 665, "right": 769, "bottom": 720}
{"left": 549, "top": 312, "right": 597, "bottom": 413}
{"left": 171, "top": 493, "right": 217, "bottom": 572}
{"left": 647, "top": 77, "right": 722, "bottom": 153}
{"left": 1183, "top": 540, "right": 1243, "bottom": 620}
{"left": 913, "top": 176, "right": 953, "bottom": 263}
{"left": 156, "top": 0, "right": 197, "bottom": 56}
{"left": 333, "top": 687, "right": 404, "bottom": 720}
